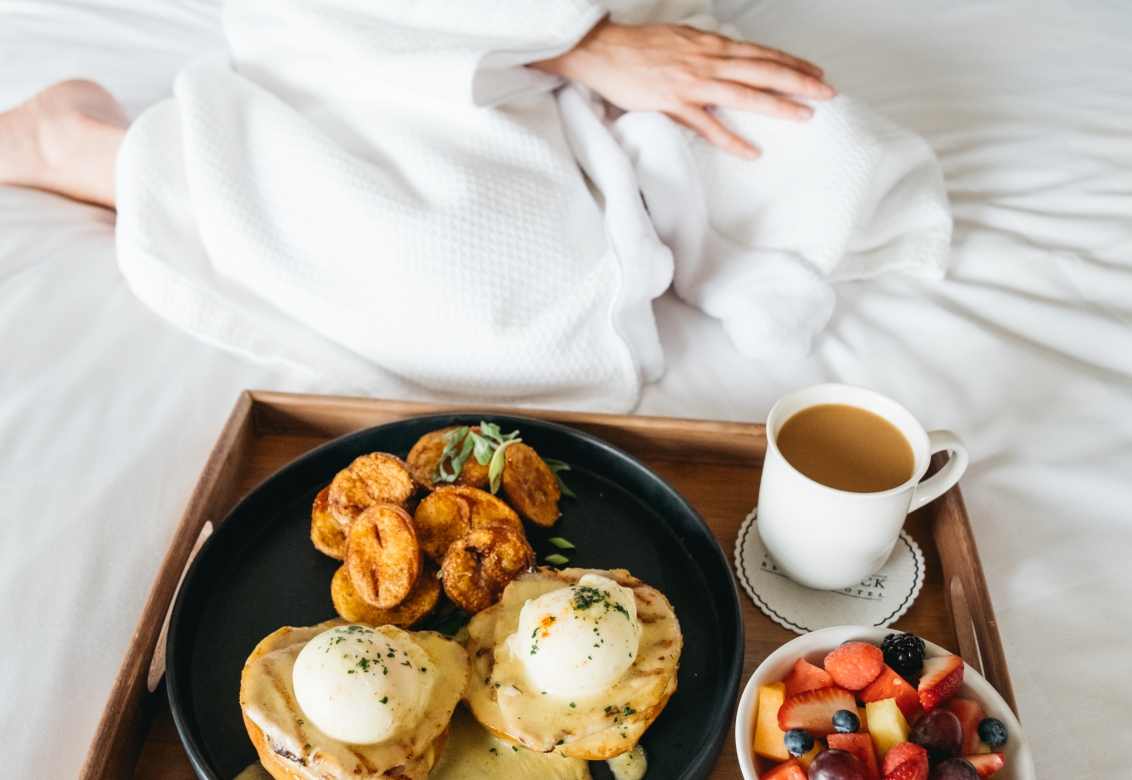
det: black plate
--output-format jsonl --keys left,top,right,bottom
{"left": 168, "top": 413, "right": 744, "bottom": 780}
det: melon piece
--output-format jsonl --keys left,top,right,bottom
{"left": 865, "top": 698, "right": 910, "bottom": 760}
{"left": 760, "top": 758, "right": 807, "bottom": 780}
{"left": 797, "top": 737, "right": 826, "bottom": 770}
{"left": 943, "top": 697, "right": 987, "bottom": 755}
{"left": 753, "top": 682, "right": 791, "bottom": 761}
{"left": 827, "top": 732, "right": 880, "bottom": 780}
{"left": 860, "top": 664, "right": 922, "bottom": 719}
{"left": 783, "top": 657, "right": 835, "bottom": 698}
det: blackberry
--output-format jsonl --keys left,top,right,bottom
{"left": 881, "top": 632, "right": 926, "bottom": 678}
{"left": 783, "top": 728, "right": 815, "bottom": 757}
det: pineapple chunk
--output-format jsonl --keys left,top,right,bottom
{"left": 753, "top": 682, "right": 791, "bottom": 761}
{"left": 865, "top": 698, "right": 910, "bottom": 759}
{"left": 797, "top": 738, "right": 826, "bottom": 770}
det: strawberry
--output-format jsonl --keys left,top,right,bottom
{"left": 883, "top": 759, "right": 928, "bottom": 780}
{"left": 917, "top": 654, "right": 964, "bottom": 711}
{"left": 828, "top": 732, "right": 881, "bottom": 780}
{"left": 943, "top": 697, "right": 987, "bottom": 755}
{"left": 881, "top": 741, "right": 928, "bottom": 780}
{"left": 860, "top": 665, "right": 923, "bottom": 719}
{"left": 783, "top": 657, "right": 835, "bottom": 698}
{"left": 777, "top": 687, "right": 858, "bottom": 736}
{"left": 963, "top": 752, "right": 1006, "bottom": 779}
{"left": 825, "top": 641, "right": 886, "bottom": 690}
{"left": 761, "top": 758, "right": 808, "bottom": 780}
{"left": 882, "top": 742, "right": 926, "bottom": 776}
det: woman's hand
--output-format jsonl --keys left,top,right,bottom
{"left": 532, "top": 20, "right": 834, "bottom": 159}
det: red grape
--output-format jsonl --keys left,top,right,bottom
{"left": 808, "top": 749, "right": 867, "bottom": 780}
{"left": 910, "top": 708, "right": 963, "bottom": 762}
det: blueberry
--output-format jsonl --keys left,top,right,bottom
{"left": 783, "top": 728, "right": 815, "bottom": 757}
{"left": 977, "top": 717, "right": 1007, "bottom": 747}
{"left": 832, "top": 709, "right": 861, "bottom": 733}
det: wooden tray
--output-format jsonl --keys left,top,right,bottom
{"left": 79, "top": 391, "right": 1016, "bottom": 780}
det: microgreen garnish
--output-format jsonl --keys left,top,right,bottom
{"left": 547, "top": 537, "right": 575, "bottom": 549}
{"left": 545, "top": 553, "right": 569, "bottom": 566}
{"left": 487, "top": 438, "right": 520, "bottom": 494}
{"left": 429, "top": 423, "right": 574, "bottom": 497}
{"left": 543, "top": 458, "right": 576, "bottom": 498}
{"left": 433, "top": 426, "right": 474, "bottom": 483}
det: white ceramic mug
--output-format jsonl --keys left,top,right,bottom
{"left": 757, "top": 383, "right": 968, "bottom": 590}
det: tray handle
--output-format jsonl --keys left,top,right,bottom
{"left": 929, "top": 454, "right": 1019, "bottom": 719}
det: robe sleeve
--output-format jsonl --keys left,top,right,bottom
{"left": 224, "top": 0, "right": 607, "bottom": 107}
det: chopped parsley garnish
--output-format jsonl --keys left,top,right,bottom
{"left": 572, "top": 586, "right": 607, "bottom": 611}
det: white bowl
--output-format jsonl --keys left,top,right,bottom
{"left": 734, "top": 626, "right": 1034, "bottom": 779}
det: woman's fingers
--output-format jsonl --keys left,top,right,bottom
{"left": 670, "top": 106, "right": 761, "bottom": 160}
{"left": 712, "top": 57, "right": 834, "bottom": 100}
{"left": 721, "top": 38, "right": 825, "bottom": 80}
{"left": 690, "top": 80, "right": 815, "bottom": 121}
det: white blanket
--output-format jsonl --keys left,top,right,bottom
{"left": 4, "top": 1, "right": 1132, "bottom": 779}
{"left": 114, "top": 0, "right": 950, "bottom": 411}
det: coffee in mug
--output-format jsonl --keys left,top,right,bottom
{"left": 775, "top": 404, "right": 915, "bottom": 494}
{"left": 757, "top": 384, "right": 968, "bottom": 590}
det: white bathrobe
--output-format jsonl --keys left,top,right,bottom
{"left": 114, "top": 0, "right": 951, "bottom": 412}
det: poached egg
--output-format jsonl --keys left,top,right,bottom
{"left": 506, "top": 574, "right": 642, "bottom": 697}
{"left": 292, "top": 624, "right": 429, "bottom": 744}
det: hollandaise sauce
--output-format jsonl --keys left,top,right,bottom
{"left": 429, "top": 705, "right": 591, "bottom": 780}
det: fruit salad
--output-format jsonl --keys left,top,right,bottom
{"left": 752, "top": 633, "right": 1008, "bottom": 780}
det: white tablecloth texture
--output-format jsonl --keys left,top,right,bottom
{"left": 1, "top": 1, "right": 1130, "bottom": 778}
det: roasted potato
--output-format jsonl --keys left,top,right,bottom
{"left": 328, "top": 452, "right": 416, "bottom": 528}
{"left": 310, "top": 486, "right": 347, "bottom": 559}
{"left": 407, "top": 427, "right": 490, "bottom": 491}
{"left": 502, "top": 442, "right": 561, "bottom": 527}
{"left": 345, "top": 504, "right": 422, "bottom": 609}
{"left": 440, "top": 527, "right": 534, "bottom": 613}
{"left": 413, "top": 485, "right": 524, "bottom": 563}
{"left": 331, "top": 563, "right": 440, "bottom": 627}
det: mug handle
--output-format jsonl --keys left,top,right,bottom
{"left": 909, "top": 430, "right": 969, "bottom": 512}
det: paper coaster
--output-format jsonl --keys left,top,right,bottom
{"left": 733, "top": 508, "right": 925, "bottom": 635}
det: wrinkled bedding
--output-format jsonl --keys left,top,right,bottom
{"left": 1, "top": 0, "right": 1130, "bottom": 777}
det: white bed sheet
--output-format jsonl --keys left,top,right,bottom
{"left": 1, "top": 1, "right": 1130, "bottom": 778}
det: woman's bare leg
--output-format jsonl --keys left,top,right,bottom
{"left": 0, "top": 80, "right": 128, "bottom": 208}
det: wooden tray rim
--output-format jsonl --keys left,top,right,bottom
{"left": 79, "top": 390, "right": 1015, "bottom": 780}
